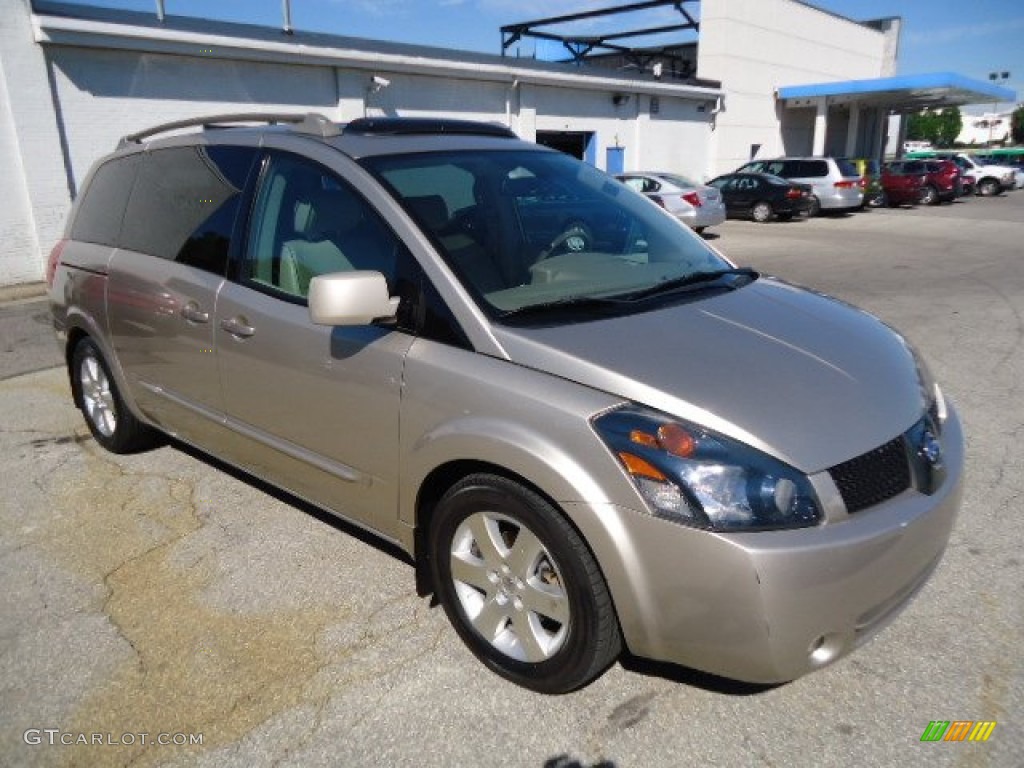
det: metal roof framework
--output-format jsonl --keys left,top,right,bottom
{"left": 500, "top": 0, "right": 700, "bottom": 74}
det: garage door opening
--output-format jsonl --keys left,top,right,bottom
{"left": 536, "top": 131, "right": 596, "bottom": 165}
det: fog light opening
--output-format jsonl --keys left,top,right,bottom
{"left": 808, "top": 633, "right": 844, "bottom": 666}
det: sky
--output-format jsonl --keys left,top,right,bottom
{"left": 55, "top": 0, "right": 1023, "bottom": 112}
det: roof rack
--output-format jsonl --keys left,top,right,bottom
{"left": 118, "top": 112, "right": 340, "bottom": 147}
{"left": 343, "top": 118, "right": 517, "bottom": 139}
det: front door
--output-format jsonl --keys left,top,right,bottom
{"left": 216, "top": 151, "right": 414, "bottom": 535}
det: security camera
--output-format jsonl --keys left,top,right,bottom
{"left": 370, "top": 75, "right": 391, "bottom": 91}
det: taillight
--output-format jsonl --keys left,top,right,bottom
{"left": 46, "top": 239, "right": 67, "bottom": 288}
{"left": 858, "top": 177, "right": 867, "bottom": 188}
{"left": 785, "top": 188, "right": 803, "bottom": 199}
{"left": 834, "top": 180, "right": 856, "bottom": 189}
{"left": 682, "top": 192, "right": 702, "bottom": 207}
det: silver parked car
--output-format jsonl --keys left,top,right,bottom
{"left": 735, "top": 156, "right": 864, "bottom": 215}
{"left": 49, "top": 114, "right": 963, "bottom": 694}
{"left": 616, "top": 171, "right": 726, "bottom": 233}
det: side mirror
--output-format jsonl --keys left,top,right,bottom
{"left": 308, "top": 271, "right": 399, "bottom": 326}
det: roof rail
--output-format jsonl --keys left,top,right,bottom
{"left": 344, "top": 117, "right": 517, "bottom": 139}
{"left": 118, "top": 112, "right": 340, "bottom": 147}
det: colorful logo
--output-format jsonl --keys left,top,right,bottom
{"left": 920, "top": 721, "right": 996, "bottom": 742}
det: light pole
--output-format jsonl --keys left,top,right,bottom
{"left": 988, "top": 71, "right": 1010, "bottom": 146}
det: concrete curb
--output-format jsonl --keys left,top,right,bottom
{"left": 0, "top": 282, "right": 46, "bottom": 305}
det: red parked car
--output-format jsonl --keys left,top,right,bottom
{"left": 880, "top": 164, "right": 926, "bottom": 207}
{"left": 886, "top": 160, "right": 960, "bottom": 204}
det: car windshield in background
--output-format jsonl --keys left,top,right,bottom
{"left": 363, "top": 150, "right": 732, "bottom": 319}
{"left": 659, "top": 173, "right": 702, "bottom": 189}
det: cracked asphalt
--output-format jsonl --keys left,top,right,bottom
{"left": 1, "top": 193, "right": 1022, "bottom": 767}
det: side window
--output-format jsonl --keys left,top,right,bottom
{"left": 120, "top": 146, "right": 256, "bottom": 274}
{"left": 70, "top": 154, "right": 141, "bottom": 247}
{"left": 803, "top": 160, "right": 828, "bottom": 178}
{"left": 245, "top": 152, "right": 403, "bottom": 300}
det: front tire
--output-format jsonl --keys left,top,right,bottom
{"left": 919, "top": 184, "right": 938, "bottom": 205}
{"left": 806, "top": 195, "right": 821, "bottom": 217}
{"left": 429, "top": 474, "right": 621, "bottom": 693}
{"left": 977, "top": 178, "right": 1000, "bottom": 197}
{"left": 71, "top": 338, "right": 157, "bottom": 454}
{"left": 751, "top": 201, "right": 773, "bottom": 223}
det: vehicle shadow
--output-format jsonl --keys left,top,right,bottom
{"left": 168, "top": 437, "right": 415, "bottom": 567}
{"left": 619, "top": 653, "right": 782, "bottom": 696}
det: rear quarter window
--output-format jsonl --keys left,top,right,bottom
{"left": 835, "top": 158, "right": 860, "bottom": 177}
{"left": 69, "top": 154, "right": 141, "bottom": 247}
{"left": 119, "top": 145, "right": 257, "bottom": 274}
{"left": 793, "top": 160, "right": 828, "bottom": 177}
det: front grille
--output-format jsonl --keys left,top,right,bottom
{"left": 829, "top": 436, "right": 911, "bottom": 514}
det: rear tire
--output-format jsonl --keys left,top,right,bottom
{"left": 71, "top": 338, "right": 157, "bottom": 454}
{"left": 919, "top": 184, "right": 938, "bottom": 205}
{"left": 751, "top": 201, "right": 773, "bottom": 223}
{"left": 429, "top": 473, "right": 621, "bottom": 693}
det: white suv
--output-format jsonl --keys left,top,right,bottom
{"left": 735, "top": 157, "right": 863, "bottom": 215}
{"left": 935, "top": 153, "right": 1017, "bottom": 196}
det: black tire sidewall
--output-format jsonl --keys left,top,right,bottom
{"left": 71, "top": 338, "right": 152, "bottom": 454}
{"left": 429, "top": 475, "right": 616, "bottom": 693}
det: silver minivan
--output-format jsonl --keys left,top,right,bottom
{"left": 49, "top": 114, "right": 962, "bottom": 693}
{"left": 736, "top": 156, "right": 864, "bottom": 215}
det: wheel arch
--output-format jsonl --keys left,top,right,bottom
{"left": 410, "top": 452, "right": 624, "bottom": 637}
{"left": 62, "top": 314, "right": 147, "bottom": 427}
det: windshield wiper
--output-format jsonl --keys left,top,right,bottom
{"left": 616, "top": 267, "right": 757, "bottom": 301}
{"left": 497, "top": 294, "right": 629, "bottom": 321}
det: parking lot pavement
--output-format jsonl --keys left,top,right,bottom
{"left": 2, "top": 194, "right": 1022, "bottom": 767}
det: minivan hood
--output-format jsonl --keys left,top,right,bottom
{"left": 492, "top": 277, "right": 925, "bottom": 473}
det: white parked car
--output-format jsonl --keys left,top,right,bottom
{"left": 616, "top": 172, "right": 727, "bottom": 233}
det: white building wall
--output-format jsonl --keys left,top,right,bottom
{"left": 0, "top": 1, "right": 717, "bottom": 288}
{"left": 529, "top": 87, "right": 712, "bottom": 180}
{"left": 700, "top": 0, "right": 889, "bottom": 175}
{"left": 0, "top": 56, "right": 42, "bottom": 285}
{"left": 48, "top": 48, "right": 338, "bottom": 189}
{"left": 0, "top": 0, "right": 73, "bottom": 285}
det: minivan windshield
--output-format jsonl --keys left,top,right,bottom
{"left": 363, "top": 149, "right": 734, "bottom": 319}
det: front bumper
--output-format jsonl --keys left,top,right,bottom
{"left": 570, "top": 405, "right": 964, "bottom": 683}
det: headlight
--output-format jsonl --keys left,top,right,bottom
{"left": 908, "top": 343, "right": 946, "bottom": 433}
{"left": 592, "top": 406, "right": 822, "bottom": 531}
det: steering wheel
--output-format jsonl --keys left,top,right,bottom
{"left": 540, "top": 222, "right": 593, "bottom": 260}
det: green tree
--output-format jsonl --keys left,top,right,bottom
{"left": 906, "top": 110, "right": 937, "bottom": 143}
{"left": 934, "top": 107, "right": 961, "bottom": 147}
{"left": 906, "top": 107, "right": 962, "bottom": 147}
{"left": 1013, "top": 105, "right": 1024, "bottom": 144}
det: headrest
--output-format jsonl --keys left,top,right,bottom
{"left": 406, "top": 195, "right": 448, "bottom": 231}
{"left": 294, "top": 188, "right": 363, "bottom": 239}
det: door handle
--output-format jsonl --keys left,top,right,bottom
{"left": 181, "top": 302, "right": 210, "bottom": 324}
{"left": 221, "top": 316, "right": 256, "bottom": 338}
